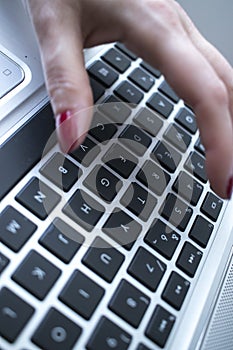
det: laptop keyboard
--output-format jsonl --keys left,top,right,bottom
{"left": 0, "top": 43, "right": 226, "bottom": 350}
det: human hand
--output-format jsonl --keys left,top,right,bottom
{"left": 26, "top": 0, "right": 233, "bottom": 199}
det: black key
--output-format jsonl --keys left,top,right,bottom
{"left": 194, "top": 137, "right": 205, "bottom": 156}
{"left": 102, "top": 208, "right": 142, "bottom": 250}
{"left": 133, "top": 107, "right": 163, "bottom": 137}
{"left": 115, "top": 81, "right": 143, "bottom": 105}
{"left": 129, "top": 67, "right": 154, "bottom": 92}
{"left": 172, "top": 171, "right": 203, "bottom": 206}
{"left": 136, "top": 344, "right": 152, "bottom": 350}
{"left": 89, "top": 112, "right": 117, "bottom": 143}
{"left": 115, "top": 42, "right": 137, "bottom": 60}
{"left": 12, "top": 250, "right": 61, "bottom": 300}
{"left": 88, "top": 60, "right": 118, "bottom": 87}
{"left": 99, "top": 95, "right": 131, "bottom": 123}
{"left": 0, "top": 206, "right": 37, "bottom": 252}
{"left": 158, "top": 81, "right": 179, "bottom": 103}
{"left": 175, "top": 108, "right": 197, "bottom": 134}
{"left": 127, "top": 247, "right": 166, "bottom": 291}
{"left": 189, "top": 215, "right": 214, "bottom": 248}
{"left": 89, "top": 76, "right": 105, "bottom": 102}
{"left": 151, "top": 141, "right": 181, "bottom": 173}
{"left": 140, "top": 61, "right": 161, "bottom": 78}
{"left": 136, "top": 160, "right": 171, "bottom": 196}
{"left": 159, "top": 193, "right": 193, "bottom": 232}
{"left": 102, "top": 48, "right": 131, "bottom": 73}
{"left": 15, "top": 177, "right": 61, "bottom": 220}
{"left": 86, "top": 316, "right": 132, "bottom": 350}
{"left": 108, "top": 279, "right": 150, "bottom": 328}
{"left": 185, "top": 151, "right": 208, "bottom": 183}
{"left": 70, "top": 136, "right": 101, "bottom": 167}
{"left": 120, "top": 182, "right": 157, "bottom": 221}
{"left": 0, "top": 104, "right": 55, "bottom": 201}
{"left": 83, "top": 165, "right": 122, "bottom": 202}
{"left": 102, "top": 143, "right": 138, "bottom": 178}
{"left": 32, "top": 307, "right": 82, "bottom": 350}
{"left": 145, "top": 305, "right": 175, "bottom": 348}
{"left": 119, "top": 124, "right": 152, "bottom": 156}
{"left": 201, "top": 192, "right": 223, "bottom": 221}
{"left": 82, "top": 236, "right": 125, "bottom": 282}
{"left": 40, "top": 152, "right": 82, "bottom": 192}
{"left": 39, "top": 218, "right": 84, "bottom": 263}
{"left": 164, "top": 124, "right": 191, "bottom": 152}
{"left": 176, "top": 242, "right": 203, "bottom": 277}
{"left": 0, "top": 252, "right": 10, "bottom": 274}
{"left": 63, "top": 189, "right": 105, "bottom": 232}
{"left": 59, "top": 270, "right": 104, "bottom": 320}
{"left": 147, "top": 93, "right": 173, "bottom": 119}
{"left": 0, "top": 287, "right": 34, "bottom": 343}
{"left": 145, "top": 219, "right": 181, "bottom": 260}
{"left": 162, "top": 271, "right": 190, "bottom": 310}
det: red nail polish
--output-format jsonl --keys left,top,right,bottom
{"left": 227, "top": 176, "right": 233, "bottom": 199}
{"left": 56, "top": 110, "right": 73, "bottom": 127}
{"left": 55, "top": 110, "right": 77, "bottom": 153}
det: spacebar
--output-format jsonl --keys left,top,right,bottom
{"left": 0, "top": 104, "right": 56, "bottom": 200}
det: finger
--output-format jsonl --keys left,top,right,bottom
{"left": 27, "top": 0, "right": 93, "bottom": 152}
{"left": 121, "top": 0, "right": 233, "bottom": 198}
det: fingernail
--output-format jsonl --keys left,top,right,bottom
{"left": 55, "top": 110, "right": 78, "bottom": 153}
{"left": 226, "top": 176, "right": 233, "bottom": 199}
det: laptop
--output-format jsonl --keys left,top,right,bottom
{"left": 1, "top": 0, "right": 233, "bottom": 349}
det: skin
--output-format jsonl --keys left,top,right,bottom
{"left": 26, "top": 0, "right": 233, "bottom": 199}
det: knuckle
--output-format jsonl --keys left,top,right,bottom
{"left": 210, "top": 81, "right": 228, "bottom": 106}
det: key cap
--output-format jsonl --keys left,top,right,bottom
{"left": 175, "top": 108, "right": 197, "bottom": 134}
{"left": 145, "top": 305, "right": 175, "bottom": 348}
{"left": 0, "top": 104, "right": 55, "bottom": 200}
{"left": 70, "top": 136, "right": 101, "bottom": 167}
{"left": 32, "top": 307, "right": 82, "bottom": 350}
{"left": 83, "top": 165, "right": 122, "bottom": 202}
{"left": 162, "top": 271, "right": 190, "bottom": 310}
{"left": 89, "top": 76, "right": 105, "bottom": 102}
{"left": 194, "top": 137, "right": 205, "bottom": 156}
{"left": 86, "top": 316, "right": 132, "bottom": 350}
{"left": 89, "top": 112, "right": 117, "bottom": 143}
{"left": 145, "top": 219, "right": 181, "bottom": 260}
{"left": 176, "top": 242, "right": 202, "bottom": 277}
{"left": 102, "top": 143, "right": 138, "bottom": 178}
{"left": 12, "top": 250, "right": 61, "bottom": 300}
{"left": 140, "top": 61, "right": 161, "bottom": 78}
{"left": 147, "top": 93, "right": 173, "bottom": 119}
{"left": 108, "top": 279, "right": 150, "bottom": 328}
{"left": 102, "top": 48, "right": 131, "bottom": 73}
{"left": 59, "top": 270, "right": 105, "bottom": 320}
{"left": 158, "top": 81, "right": 179, "bottom": 103}
{"left": 120, "top": 182, "right": 157, "bottom": 221}
{"left": 172, "top": 171, "right": 203, "bottom": 206}
{"left": 127, "top": 247, "right": 166, "bottom": 291}
{"left": 115, "top": 81, "right": 143, "bottom": 105}
{"left": 136, "top": 160, "right": 171, "bottom": 196}
{"left": 136, "top": 344, "right": 152, "bottom": 350}
{"left": 15, "top": 177, "right": 61, "bottom": 220}
{"left": 201, "top": 192, "right": 223, "bottom": 221}
{"left": 133, "top": 107, "right": 163, "bottom": 137}
{"left": 0, "top": 52, "right": 24, "bottom": 98}
{"left": 128, "top": 67, "right": 155, "bottom": 92}
{"left": 189, "top": 215, "right": 214, "bottom": 248}
{"left": 0, "top": 287, "right": 34, "bottom": 343}
{"left": 119, "top": 124, "right": 152, "bottom": 156}
{"left": 159, "top": 194, "right": 193, "bottom": 232}
{"left": 185, "top": 151, "right": 208, "bottom": 183}
{"left": 88, "top": 60, "right": 118, "bottom": 87}
{"left": 115, "top": 42, "right": 138, "bottom": 60}
{"left": 39, "top": 218, "right": 84, "bottom": 263}
{"left": 0, "top": 206, "right": 37, "bottom": 252}
{"left": 82, "top": 236, "right": 125, "bottom": 282}
{"left": 40, "top": 152, "right": 82, "bottom": 192}
{"left": 102, "top": 208, "right": 142, "bottom": 250}
{"left": 99, "top": 95, "right": 131, "bottom": 124}
{"left": 63, "top": 189, "right": 105, "bottom": 232}
{"left": 0, "top": 252, "right": 10, "bottom": 274}
{"left": 164, "top": 124, "right": 191, "bottom": 152}
{"left": 151, "top": 141, "right": 181, "bottom": 173}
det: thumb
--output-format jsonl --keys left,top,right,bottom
{"left": 27, "top": 1, "right": 93, "bottom": 152}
